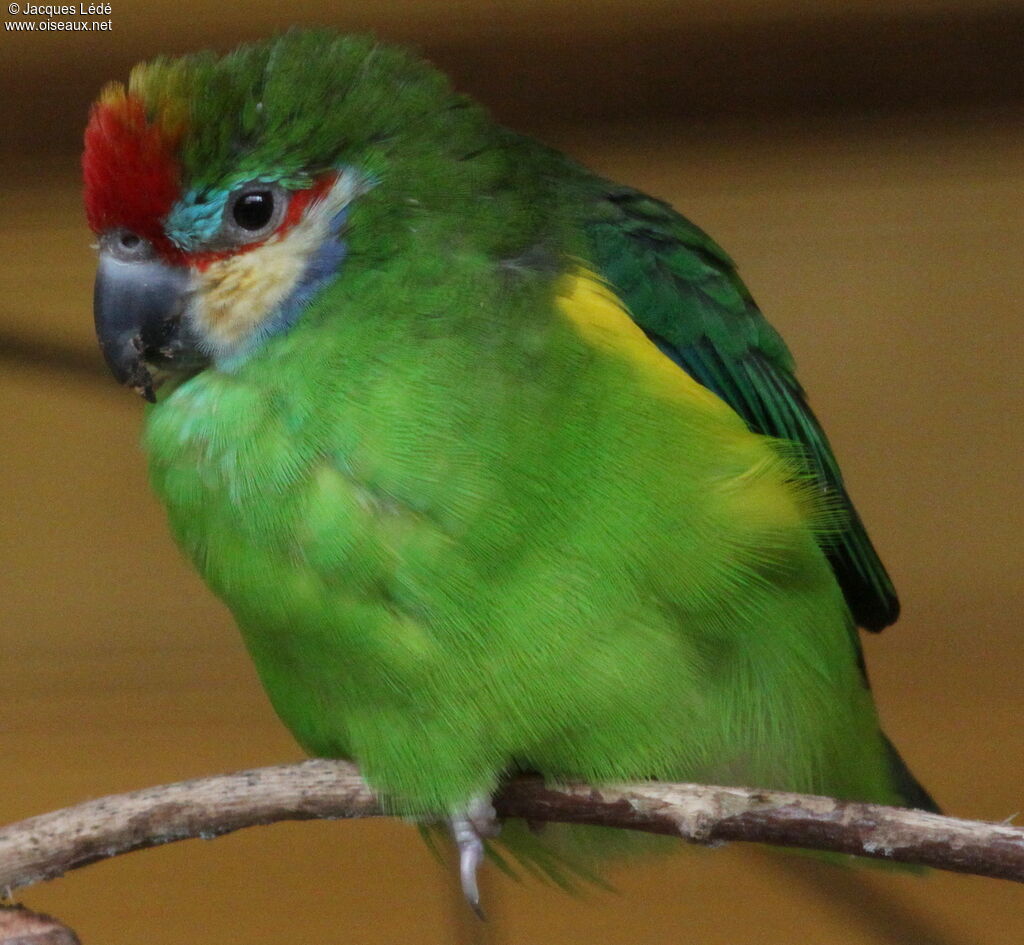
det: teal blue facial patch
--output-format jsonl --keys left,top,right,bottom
{"left": 164, "top": 187, "right": 231, "bottom": 250}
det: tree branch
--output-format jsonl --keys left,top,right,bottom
{"left": 0, "top": 760, "right": 1021, "bottom": 897}
{"left": 0, "top": 905, "right": 80, "bottom": 944}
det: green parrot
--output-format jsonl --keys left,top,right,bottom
{"left": 84, "top": 30, "right": 935, "bottom": 907}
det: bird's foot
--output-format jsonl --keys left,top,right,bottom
{"left": 450, "top": 797, "right": 500, "bottom": 919}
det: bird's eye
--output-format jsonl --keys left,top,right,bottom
{"left": 222, "top": 183, "right": 288, "bottom": 243}
{"left": 233, "top": 190, "right": 275, "bottom": 230}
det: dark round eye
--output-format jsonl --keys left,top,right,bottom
{"left": 232, "top": 190, "right": 275, "bottom": 231}
{"left": 221, "top": 183, "right": 288, "bottom": 245}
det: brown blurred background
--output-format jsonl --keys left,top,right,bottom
{"left": 2, "top": 2, "right": 1023, "bottom": 943}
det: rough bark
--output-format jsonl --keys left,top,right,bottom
{"left": 1, "top": 760, "right": 1021, "bottom": 897}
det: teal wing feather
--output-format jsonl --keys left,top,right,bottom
{"left": 583, "top": 185, "right": 899, "bottom": 631}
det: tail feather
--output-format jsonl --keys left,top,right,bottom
{"left": 883, "top": 734, "right": 940, "bottom": 813}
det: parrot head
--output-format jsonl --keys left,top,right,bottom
{"left": 83, "top": 31, "right": 487, "bottom": 399}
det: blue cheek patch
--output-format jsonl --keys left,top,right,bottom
{"left": 219, "top": 207, "right": 350, "bottom": 367}
{"left": 256, "top": 209, "right": 347, "bottom": 336}
{"left": 164, "top": 188, "right": 231, "bottom": 250}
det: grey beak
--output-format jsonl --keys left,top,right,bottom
{"left": 93, "top": 239, "right": 191, "bottom": 402}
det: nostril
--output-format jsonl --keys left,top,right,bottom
{"left": 104, "top": 228, "right": 154, "bottom": 261}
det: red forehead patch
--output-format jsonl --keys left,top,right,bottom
{"left": 82, "top": 93, "right": 181, "bottom": 254}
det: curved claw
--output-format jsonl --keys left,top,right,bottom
{"left": 449, "top": 797, "right": 499, "bottom": 919}
{"left": 451, "top": 817, "right": 487, "bottom": 919}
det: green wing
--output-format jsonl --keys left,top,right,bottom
{"left": 583, "top": 184, "right": 898, "bottom": 631}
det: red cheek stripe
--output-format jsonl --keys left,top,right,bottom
{"left": 187, "top": 172, "right": 339, "bottom": 271}
{"left": 281, "top": 173, "right": 336, "bottom": 230}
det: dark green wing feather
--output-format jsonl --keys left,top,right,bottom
{"left": 583, "top": 185, "right": 898, "bottom": 631}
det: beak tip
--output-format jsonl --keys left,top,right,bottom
{"left": 136, "top": 382, "right": 157, "bottom": 404}
{"left": 93, "top": 250, "right": 189, "bottom": 399}
{"left": 125, "top": 360, "right": 157, "bottom": 402}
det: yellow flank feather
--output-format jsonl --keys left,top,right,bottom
{"left": 557, "top": 269, "right": 829, "bottom": 538}
{"left": 557, "top": 269, "right": 736, "bottom": 420}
